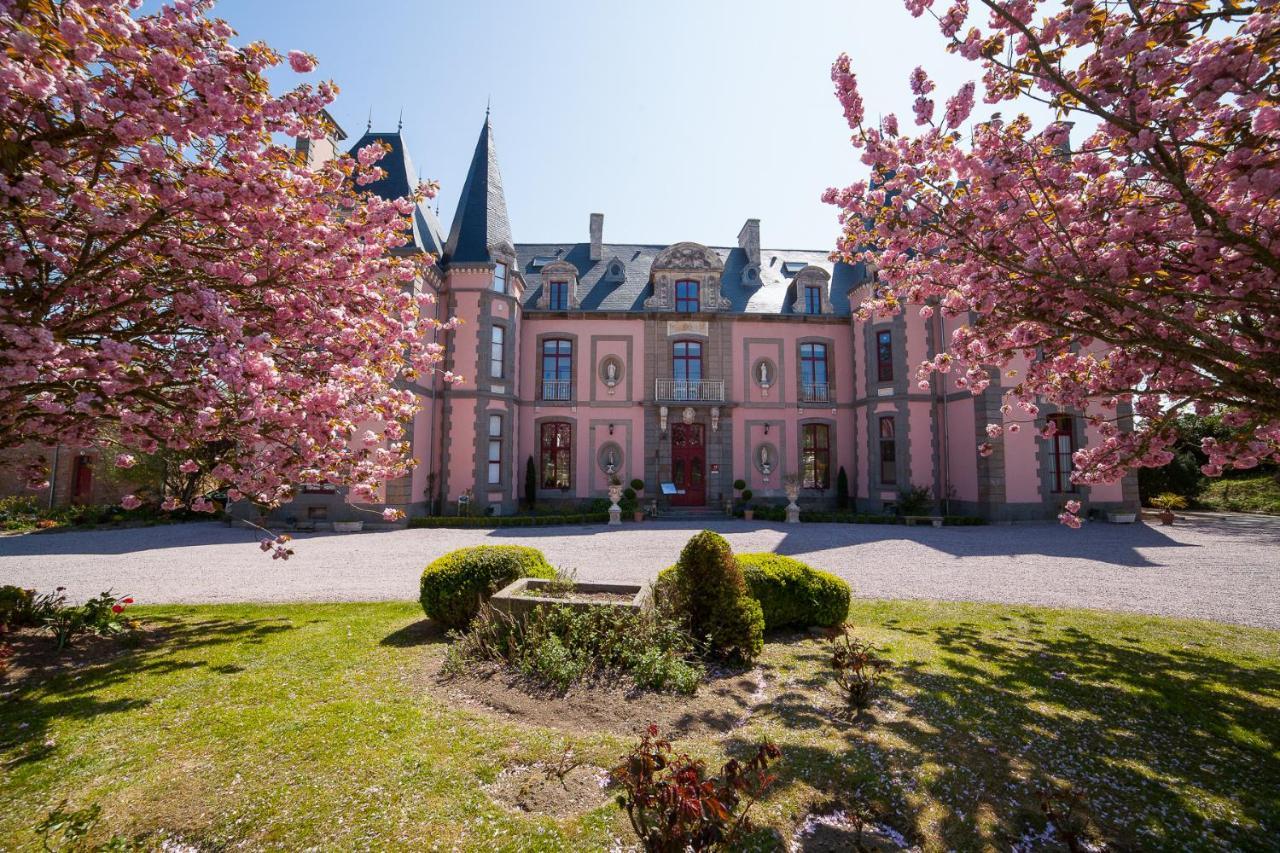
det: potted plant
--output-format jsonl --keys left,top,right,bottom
{"left": 733, "top": 478, "right": 747, "bottom": 499}
{"left": 630, "top": 478, "right": 646, "bottom": 522}
{"left": 1149, "top": 492, "right": 1187, "bottom": 525}
{"left": 741, "top": 489, "right": 754, "bottom": 521}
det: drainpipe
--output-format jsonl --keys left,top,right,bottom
{"left": 932, "top": 308, "right": 951, "bottom": 515}
{"left": 47, "top": 445, "right": 60, "bottom": 510}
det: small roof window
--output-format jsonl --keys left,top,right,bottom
{"left": 781, "top": 261, "right": 808, "bottom": 275}
{"left": 530, "top": 256, "right": 558, "bottom": 270}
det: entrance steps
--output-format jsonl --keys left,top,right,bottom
{"left": 655, "top": 507, "right": 730, "bottom": 522}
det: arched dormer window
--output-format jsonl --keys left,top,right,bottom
{"left": 537, "top": 260, "right": 579, "bottom": 310}
{"left": 644, "top": 242, "right": 729, "bottom": 312}
{"left": 675, "top": 280, "right": 700, "bottom": 312}
{"left": 792, "top": 265, "right": 833, "bottom": 314}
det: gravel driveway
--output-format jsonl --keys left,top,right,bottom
{"left": 1, "top": 514, "right": 1277, "bottom": 628}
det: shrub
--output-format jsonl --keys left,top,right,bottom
{"left": 1149, "top": 492, "right": 1189, "bottom": 510}
{"left": 732, "top": 479, "right": 747, "bottom": 492}
{"left": 835, "top": 466, "right": 850, "bottom": 510}
{"left": 0, "top": 585, "right": 36, "bottom": 630}
{"left": 419, "top": 545, "right": 555, "bottom": 629}
{"left": 612, "top": 725, "right": 780, "bottom": 853}
{"left": 831, "top": 626, "right": 889, "bottom": 710}
{"left": 735, "top": 554, "right": 850, "bottom": 630}
{"left": 658, "top": 531, "right": 764, "bottom": 662}
{"left": 631, "top": 478, "right": 646, "bottom": 493}
{"left": 444, "top": 603, "right": 702, "bottom": 694}
{"left": 896, "top": 484, "right": 933, "bottom": 516}
{"left": 740, "top": 489, "right": 753, "bottom": 508}
{"left": 31, "top": 589, "right": 138, "bottom": 652}
{"left": 524, "top": 456, "right": 537, "bottom": 509}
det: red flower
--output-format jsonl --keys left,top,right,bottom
{"left": 122, "top": 598, "right": 134, "bottom": 604}
{"left": 111, "top": 604, "right": 123, "bottom": 613}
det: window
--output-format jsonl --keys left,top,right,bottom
{"left": 548, "top": 280, "right": 569, "bottom": 310}
{"left": 540, "top": 338, "right": 572, "bottom": 401}
{"left": 1048, "top": 414, "right": 1076, "bottom": 493}
{"left": 493, "top": 262, "right": 507, "bottom": 294}
{"left": 876, "top": 330, "right": 894, "bottom": 383}
{"left": 672, "top": 340, "right": 702, "bottom": 401}
{"left": 490, "top": 325, "right": 505, "bottom": 378}
{"left": 487, "top": 415, "right": 502, "bottom": 484}
{"left": 540, "top": 422, "right": 572, "bottom": 489}
{"left": 804, "top": 285, "right": 822, "bottom": 314}
{"left": 675, "top": 280, "right": 700, "bottom": 312}
{"left": 879, "top": 416, "right": 897, "bottom": 484}
{"left": 800, "top": 342, "right": 829, "bottom": 401}
{"left": 801, "top": 424, "right": 831, "bottom": 489}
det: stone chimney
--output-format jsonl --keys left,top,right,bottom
{"left": 737, "top": 218, "right": 761, "bottom": 267}
{"left": 294, "top": 109, "right": 347, "bottom": 170}
{"left": 589, "top": 213, "right": 604, "bottom": 262}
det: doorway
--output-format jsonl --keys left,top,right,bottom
{"left": 670, "top": 423, "right": 705, "bottom": 506}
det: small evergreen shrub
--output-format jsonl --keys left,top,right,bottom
{"left": 835, "top": 466, "right": 850, "bottom": 510}
{"left": 0, "top": 585, "right": 36, "bottom": 629}
{"left": 419, "top": 545, "right": 555, "bottom": 629}
{"left": 657, "top": 531, "right": 764, "bottom": 662}
{"left": 735, "top": 554, "right": 850, "bottom": 630}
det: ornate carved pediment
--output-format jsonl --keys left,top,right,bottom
{"left": 651, "top": 242, "right": 724, "bottom": 273}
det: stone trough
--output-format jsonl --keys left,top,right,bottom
{"left": 490, "top": 577, "right": 650, "bottom": 622}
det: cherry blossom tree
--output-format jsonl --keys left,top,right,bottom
{"left": 826, "top": 1, "right": 1279, "bottom": 525}
{"left": 1, "top": 0, "right": 457, "bottom": 528}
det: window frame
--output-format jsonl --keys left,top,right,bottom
{"left": 800, "top": 342, "right": 829, "bottom": 387}
{"left": 878, "top": 416, "right": 897, "bottom": 485}
{"left": 548, "top": 280, "right": 569, "bottom": 311}
{"left": 804, "top": 284, "right": 822, "bottom": 314}
{"left": 493, "top": 262, "right": 507, "bottom": 294}
{"left": 1048, "top": 414, "right": 1076, "bottom": 493}
{"left": 674, "top": 280, "right": 700, "bottom": 313}
{"left": 487, "top": 414, "right": 503, "bottom": 485}
{"left": 801, "top": 423, "right": 831, "bottom": 489}
{"left": 672, "top": 340, "right": 703, "bottom": 382}
{"left": 540, "top": 338, "right": 573, "bottom": 401}
{"left": 876, "top": 330, "right": 894, "bottom": 383}
{"left": 489, "top": 324, "right": 505, "bottom": 379}
{"left": 539, "top": 421, "right": 573, "bottom": 490}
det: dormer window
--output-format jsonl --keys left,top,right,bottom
{"left": 804, "top": 285, "right": 822, "bottom": 314}
{"left": 549, "top": 281, "right": 569, "bottom": 311}
{"left": 493, "top": 262, "right": 507, "bottom": 294}
{"left": 675, "top": 280, "right": 700, "bottom": 313}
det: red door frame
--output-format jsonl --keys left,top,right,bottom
{"left": 71, "top": 455, "right": 93, "bottom": 504}
{"left": 670, "top": 423, "right": 706, "bottom": 506}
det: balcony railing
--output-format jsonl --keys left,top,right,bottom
{"left": 539, "top": 379, "right": 571, "bottom": 401}
{"left": 800, "top": 382, "right": 831, "bottom": 404}
{"left": 654, "top": 378, "right": 725, "bottom": 403}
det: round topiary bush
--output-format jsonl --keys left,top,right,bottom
{"left": 735, "top": 553, "right": 850, "bottom": 630}
{"left": 419, "top": 545, "right": 555, "bottom": 630}
{"left": 657, "top": 530, "right": 763, "bottom": 662}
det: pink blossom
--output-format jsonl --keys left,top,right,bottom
{"left": 381, "top": 508, "right": 404, "bottom": 521}
{"left": 115, "top": 453, "right": 137, "bottom": 468}
{"left": 121, "top": 494, "right": 142, "bottom": 510}
{"left": 287, "top": 51, "right": 316, "bottom": 73}
{"left": 179, "top": 459, "right": 200, "bottom": 474}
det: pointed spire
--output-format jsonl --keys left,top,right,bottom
{"left": 397, "top": 107, "right": 403, "bottom": 132}
{"left": 444, "top": 110, "right": 513, "bottom": 264}
{"left": 366, "top": 107, "right": 372, "bottom": 133}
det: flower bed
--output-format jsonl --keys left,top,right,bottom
{"left": 737, "top": 507, "right": 986, "bottom": 525}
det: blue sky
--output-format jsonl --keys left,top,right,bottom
{"left": 211, "top": 0, "right": 990, "bottom": 250}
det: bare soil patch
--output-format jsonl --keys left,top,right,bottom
{"left": 426, "top": 657, "right": 770, "bottom": 737}
{"left": 485, "top": 763, "right": 612, "bottom": 818}
{"left": 0, "top": 625, "right": 151, "bottom": 688}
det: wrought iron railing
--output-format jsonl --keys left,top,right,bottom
{"left": 654, "top": 378, "right": 725, "bottom": 403}
{"left": 800, "top": 382, "right": 831, "bottom": 403}
{"left": 539, "top": 379, "right": 571, "bottom": 401}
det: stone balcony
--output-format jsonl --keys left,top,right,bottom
{"left": 653, "top": 378, "right": 725, "bottom": 403}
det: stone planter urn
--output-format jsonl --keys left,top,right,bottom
{"left": 783, "top": 477, "right": 801, "bottom": 525}
{"left": 607, "top": 482, "right": 623, "bottom": 526}
{"left": 743, "top": 508, "right": 755, "bottom": 521}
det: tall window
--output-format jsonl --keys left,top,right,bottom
{"left": 540, "top": 338, "right": 572, "bottom": 401}
{"left": 804, "top": 285, "right": 822, "bottom": 314}
{"left": 540, "top": 422, "right": 572, "bottom": 489}
{"left": 879, "top": 416, "right": 897, "bottom": 484}
{"left": 1048, "top": 414, "right": 1076, "bottom": 493}
{"left": 487, "top": 415, "right": 502, "bottom": 485}
{"left": 800, "top": 342, "right": 829, "bottom": 401}
{"left": 493, "top": 262, "right": 507, "bottom": 294}
{"left": 548, "top": 280, "right": 569, "bottom": 310}
{"left": 490, "top": 325, "right": 505, "bottom": 378}
{"left": 672, "top": 340, "right": 702, "bottom": 401}
{"left": 801, "top": 423, "right": 831, "bottom": 489}
{"left": 675, "top": 280, "right": 700, "bottom": 312}
{"left": 876, "top": 330, "right": 894, "bottom": 383}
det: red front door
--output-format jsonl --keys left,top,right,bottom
{"left": 71, "top": 456, "right": 93, "bottom": 504}
{"left": 670, "top": 423, "right": 705, "bottom": 506}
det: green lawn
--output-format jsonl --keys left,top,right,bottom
{"left": 1196, "top": 472, "right": 1280, "bottom": 515}
{"left": 2, "top": 601, "right": 1277, "bottom": 851}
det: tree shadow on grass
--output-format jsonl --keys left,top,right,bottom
{"left": 0, "top": 616, "right": 296, "bottom": 767}
{"left": 731, "top": 621, "right": 1280, "bottom": 851}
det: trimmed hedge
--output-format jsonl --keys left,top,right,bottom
{"left": 656, "top": 531, "right": 763, "bottom": 662}
{"left": 739, "top": 507, "right": 986, "bottom": 525}
{"left": 735, "top": 554, "right": 850, "bottom": 630}
{"left": 408, "top": 513, "right": 609, "bottom": 529}
{"left": 419, "top": 545, "right": 555, "bottom": 629}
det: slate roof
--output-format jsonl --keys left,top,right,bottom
{"left": 444, "top": 116, "right": 513, "bottom": 264}
{"left": 346, "top": 130, "right": 446, "bottom": 256}
{"left": 514, "top": 243, "right": 870, "bottom": 316}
